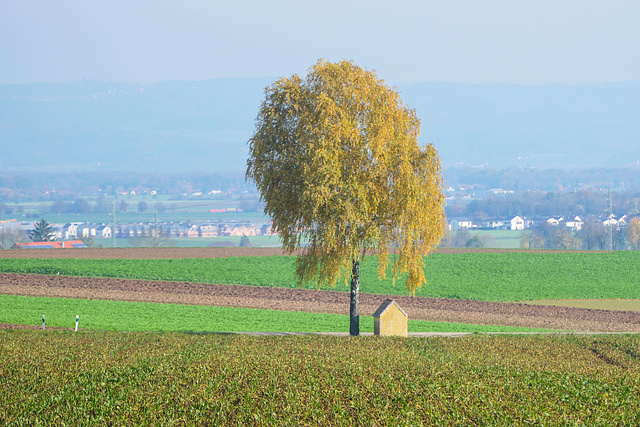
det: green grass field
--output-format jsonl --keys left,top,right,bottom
{"left": 10, "top": 198, "right": 271, "bottom": 225}
{"left": 169, "top": 235, "right": 282, "bottom": 248}
{"left": 2, "top": 251, "right": 638, "bottom": 301}
{"left": 471, "top": 229, "right": 525, "bottom": 249}
{"left": 0, "top": 295, "right": 551, "bottom": 333}
{"left": 1, "top": 331, "right": 639, "bottom": 425}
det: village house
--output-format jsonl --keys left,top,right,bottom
{"left": 603, "top": 216, "right": 619, "bottom": 228}
{"left": 199, "top": 224, "right": 218, "bottom": 237}
{"left": 615, "top": 216, "right": 628, "bottom": 227}
{"left": 486, "top": 219, "right": 509, "bottom": 230}
{"left": 62, "top": 222, "right": 83, "bottom": 239}
{"left": 160, "top": 224, "right": 182, "bottom": 237}
{"left": 96, "top": 225, "right": 112, "bottom": 239}
{"left": 448, "top": 216, "right": 569, "bottom": 231}
{"left": 77, "top": 223, "right": 97, "bottom": 238}
{"left": 564, "top": 216, "right": 584, "bottom": 231}
{"left": 546, "top": 217, "right": 564, "bottom": 227}
{"left": 217, "top": 224, "right": 233, "bottom": 236}
{"left": 510, "top": 216, "right": 525, "bottom": 231}
{"left": 184, "top": 224, "right": 200, "bottom": 237}
{"left": 119, "top": 224, "right": 150, "bottom": 238}
{"left": 260, "top": 223, "right": 276, "bottom": 236}
{"left": 228, "top": 224, "right": 257, "bottom": 236}
{"left": 449, "top": 218, "right": 474, "bottom": 231}
{"left": 524, "top": 218, "right": 542, "bottom": 228}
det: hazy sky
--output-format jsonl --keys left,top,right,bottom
{"left": 1, "top": 1, "right": 639, "bottom": 86}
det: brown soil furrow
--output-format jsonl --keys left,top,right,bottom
{"left": 2, "top": 273, "right": 639, "bottom": 332}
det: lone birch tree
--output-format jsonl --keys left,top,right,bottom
{"left": 247, "top": 60, "right": 445, "bottom": 336}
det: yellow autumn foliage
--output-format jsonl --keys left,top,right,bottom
{"left": 628, "top": 217, "right": 640, "bottom": 250}
{"left": 247, "top": 59, "right": 445, "bottom": 293}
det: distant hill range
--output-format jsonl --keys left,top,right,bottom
{"left": 1, "top": 79, "right": 638, "bottom": 173}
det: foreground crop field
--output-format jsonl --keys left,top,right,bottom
{"left": 1, "top": 331, "right": 639, "bottom": 425}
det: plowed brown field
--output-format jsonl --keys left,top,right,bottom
{"left": 2, "top": 247, "right": 638, "bottom": 332}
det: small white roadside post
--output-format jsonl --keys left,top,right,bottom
{"left": 42, "top": 314, "right": 45, "bottom": 330}
{"left": 75, "top": 315, "right": 79, "bottom": 332}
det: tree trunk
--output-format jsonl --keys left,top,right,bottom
{"left": 349, "top": 259, "right": 360, "bottom": 336}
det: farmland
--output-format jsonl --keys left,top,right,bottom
{"left": 1, "top": 247, "right": 640, "bottom": 424}
{"left": 1, "top": 250, "right": 639, "bottom": 301}
{"left": 1, "top": 331, "right": 639, "bottom": 425}
{"left": 1, "top": 248, "right": 639, "bottom": 333}
{"left": 0, "top": 294, "right": 548, "bottom": 333}
{"left": 3, "top": 271, "right": 637, "bottom": 332}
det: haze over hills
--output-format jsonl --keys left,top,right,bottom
{"left": 1, "top": 79, "right": 639, "bottom": 173}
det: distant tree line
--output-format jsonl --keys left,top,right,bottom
{"left": 0, "top": 227, "right": 22, "bottom": 249}
{"left": 4, "top": 167, "right": 640, "bottom": 203}
{"left": 447, "top": 188, "right": 640, "bottom": 220}
{"left": 446, "top": 166, "right": 640, "bottom": 192}
{"left": 45, "top": 196, "right": 182, "bottom": 215}
{"left": 0, "top": 171, "right": 252, "bottom": 203}
{"left": 439, "top": 218, "right": 640, "bottom": 251}
{"left": 520, "top": 218, "right": 640, "bottom": 251}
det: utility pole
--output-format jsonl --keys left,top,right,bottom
{"left": 606, "top": 188, "right": 614, "bottom": 251}
{"left": 111, "top": 202, "right": 117, "bottom": 248}
{"left": 153, "top": 210, "right": 160, "bottom": 243}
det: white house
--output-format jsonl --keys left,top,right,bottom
{"left": 546, "top": 217, "right": 564, "bottom": 226}
{"left": 488, "top": 219, "right": 509, "bottom": 230}
{"left": 564, "top": 216, "right": 584, "bottom": 231}
{"left": 62, "top": 222, "right": 83, "bottom": 239}
{"left": 449, "top": 219, "right": 474, "bottom": 231}
{"left": 510, "top": 216, "right": 525, "bottom": 231}
{"left": 77, "top": 223, "right": 97, "bottom": 237}
{"left": 603, "top": 216, "right": 619, "bottom": 228}
{"left": 96, "top": 225, "right": 112, "bottom": 239}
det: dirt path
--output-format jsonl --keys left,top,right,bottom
{"left": 2, "top": 273, "right": 639, "bottom": 332}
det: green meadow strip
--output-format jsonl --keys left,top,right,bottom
{"left": 0, "top": 295, "right": 551, "bottom": 333}
{"left": 1, "top": 251, "right": 639, "bottom": 301}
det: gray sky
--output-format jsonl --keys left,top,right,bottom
{"left": 1, "top": 0, "right": 639, "bottom": 86}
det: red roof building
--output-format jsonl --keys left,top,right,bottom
{"left": 16, "top": 240, "right": 89, "bottom": 249}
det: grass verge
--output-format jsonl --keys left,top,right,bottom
{"left": 0, "top": 294, "right": 552, "bottom": 333}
